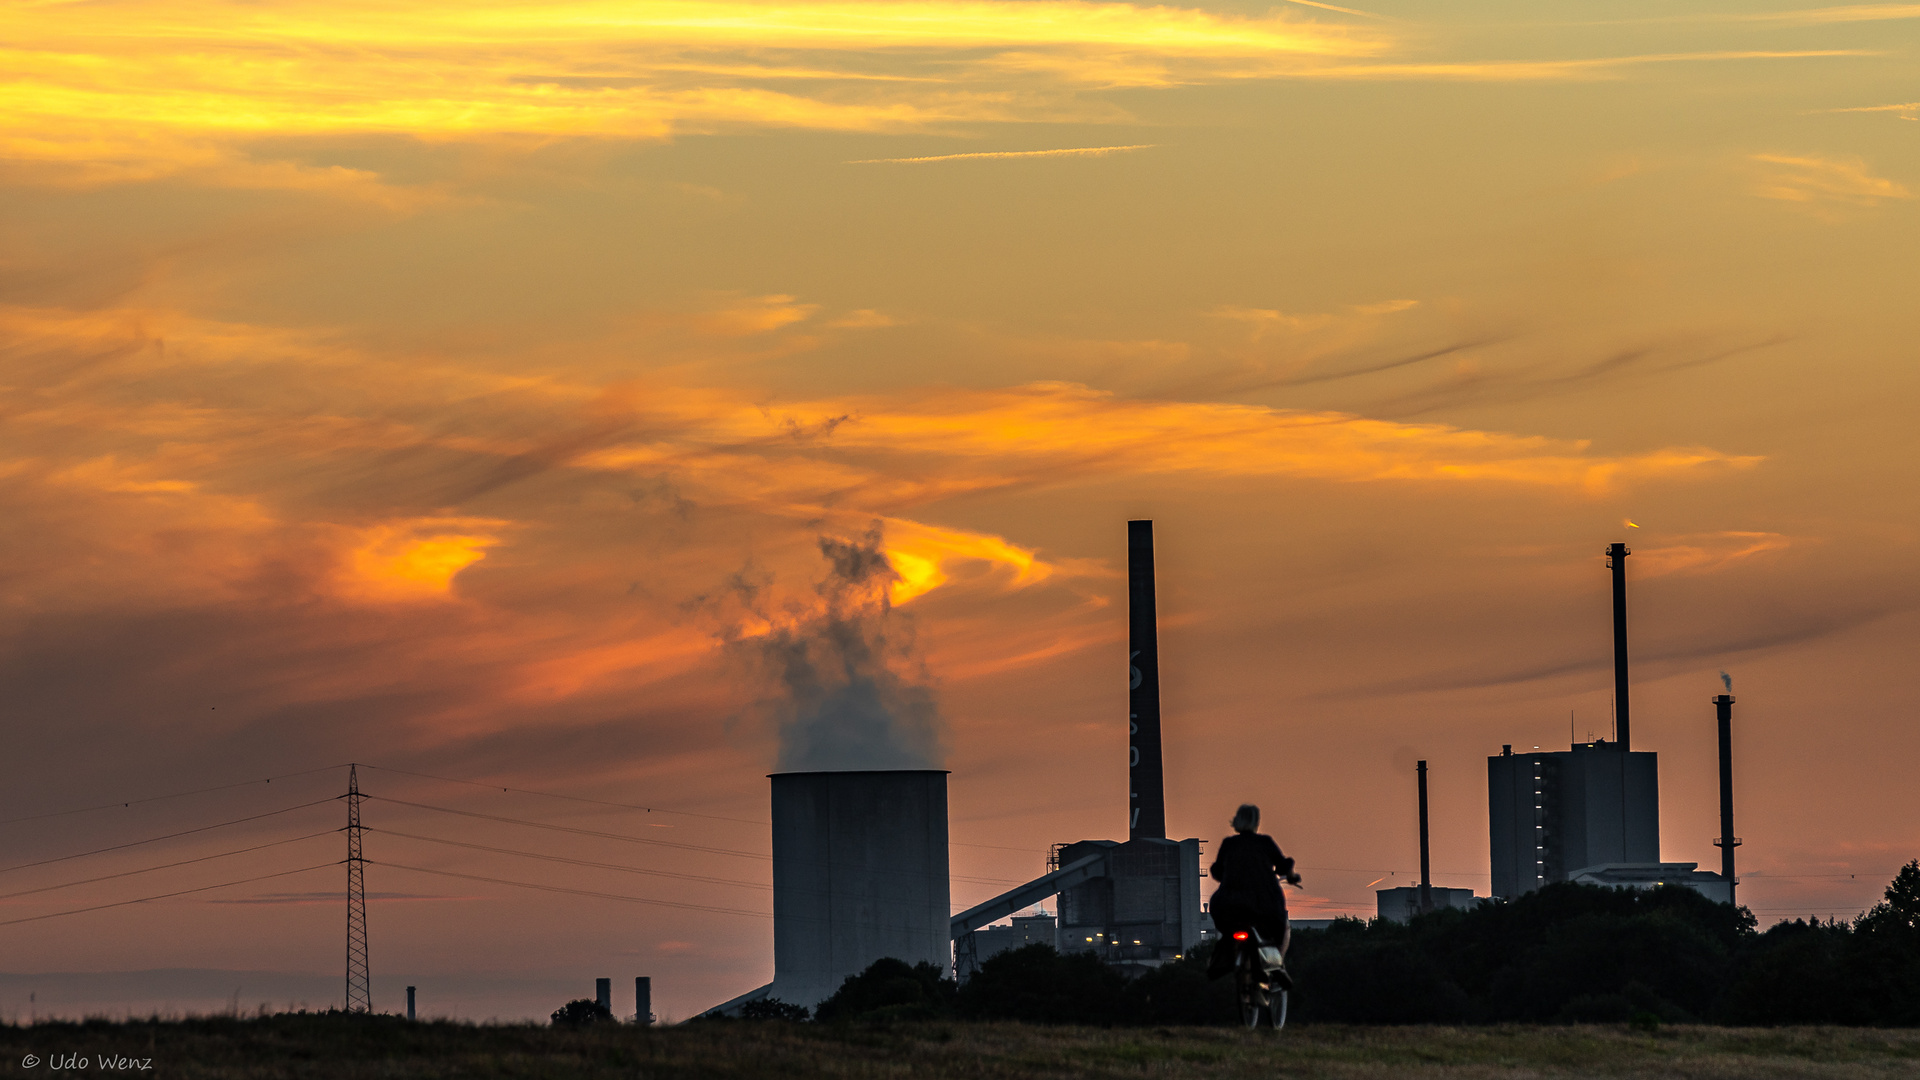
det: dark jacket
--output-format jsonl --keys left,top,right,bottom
{"left": 1209, "top": 832, "right": 1293, "bottom": 915}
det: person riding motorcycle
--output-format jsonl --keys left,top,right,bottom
{"left": 1206, "top": 803, "right": 1300, "bottom": 980}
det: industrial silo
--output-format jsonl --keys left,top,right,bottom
{"left": 768, "top": 770, "right": 950, "bottom": 1008}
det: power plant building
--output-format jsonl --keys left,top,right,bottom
{"left": 1487, "top": 740, "right": 1660, "bottom": 898}
{"left": 950, "top": 520, "right": 1205, "bottom": 978}
{"left": 1052, "top": 838, "right": 1205, "bottom": 969}
{"left": 763, "top": 769, "right": 952, "bottom": 1008}
{"left": 1376, "top": 886, "right": 1479, "bottom": 922}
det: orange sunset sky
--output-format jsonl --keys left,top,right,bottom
{"left": 2, "top": 0, "right": 1917, "bottom": 1021}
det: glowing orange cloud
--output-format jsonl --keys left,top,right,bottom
{"left": 338, "top": 519, "right": 508, "bottom": 601}
{"left": 0, "top": 0, "right": 1380, "bottom": 189}
{"left": 737, "top": 383, "right": 1763, "bottom": 494}
{"left": 879, "top": 518, "right": 1052, "bottom": 605}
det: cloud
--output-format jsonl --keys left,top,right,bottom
{"left": 0, "top": 301, "right": 1769, "bottom": 777}
{"left": 336, "top": 518, "right": 510, "bottom": 602}
{"left": 1752, "top": 153, "right": 1913, "bottom": 206}
{"left": 1740, "top": 4, "right": 1920, "bottom": 25}
{"left": 2, "top": 1, "right": 1866, "bottom": 195}
{"left": 1302, "top": 50, "right": 1867, "bottom": 83}
{"left": 848, "top": 144, "right": 1156, "bottom": 164}
{"left": 757, "top": 382, "right": 1762, "bottom": 493}
{"left": 1632, "top": 531, "right": 1794, "bottom": 578}
{"left": 825, "top": 309, "right": 900, "bottom": 329}
{"left": 1814, "top": 101, "right": 1920, "bottom": 117}
{"left": 0, "top": 0, "right": 1377, "bottom": 188}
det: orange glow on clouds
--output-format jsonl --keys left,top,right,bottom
{"left": 880, "top": 519, "right": 1052, "bottom": 605}
{"left": 340, "top": 519, "right": 506, "bottom": 601}
{"left": 0, "top": 0, "right": 1379, "bottom": 189}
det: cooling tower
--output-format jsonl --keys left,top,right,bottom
{"left": 768, "top": 770, "right": 950, "bottom": 1008}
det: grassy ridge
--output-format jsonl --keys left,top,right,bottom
{"left": 2, "top": 1017, "right": 1918, "bottom": 1079}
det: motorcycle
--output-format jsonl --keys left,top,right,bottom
{"left": 1227, "top": 926, "right": 1290, "bottom": 1029}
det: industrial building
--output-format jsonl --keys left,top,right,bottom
{"left": 1485, "top": 543, "right": 1736, "bottom": 907}
{"left": 1567, "top": 863, "right": 1731, "bottom": 903}
{"left": 1051, "top": 837, "right": 1205, "bottom": 972}
{"left": 1488, "top": 739, "right": 1661, "bottom": 897}
{"left": 707, "top": 769, "right": 951, "bottom": 1013}
{"left": 1376, "top": 886, "right": 1479, "bottom": 922}
{"left": 703, "top": 530, "right": 1753, "bottom": 1018}
{"left": 969, "top": 913, "right": 1057, "bottom": 965}
{"left": 1489, "top": 543, "right": 1665, "bottom": 898}
{"left": 1383, "top": 759, "right": 1481, "bottom": 921}
{"left": 953, "top": 521, "right": 1205, "bottom": 976}
{"left": 707, "top": 521, "right": 1203, "bottom": 1015}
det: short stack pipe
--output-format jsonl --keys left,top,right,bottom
{"left": 1715, "top": 694, "right": 1740, "bottom": 906}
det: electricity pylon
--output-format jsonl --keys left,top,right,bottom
{"left": 345, "top": 763, "right": 371, "bottom": 1013}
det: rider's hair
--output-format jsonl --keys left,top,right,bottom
{"left": 1231, "top": 804, "right": 1260, "bottom": 833}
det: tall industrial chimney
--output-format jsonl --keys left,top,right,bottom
{"left": 1417, "top": 760, "right": 1432, "bottom": 915}
{"left": 1608, "top": 542, "right": 1632, "bottom": 750}
{"left": 1715, "top": 694, "right": 1740, "bottom": 906}
{"left": 1127, "top": 520, "right": 1167, "bottom": 840}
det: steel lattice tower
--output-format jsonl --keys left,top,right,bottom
{"left": 345, "top": 764, "right": 371, "bottom": 1013}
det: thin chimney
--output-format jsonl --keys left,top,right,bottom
{"left": 1127, "top": 520, "right": 1167, "bottom": 840}
{"left": 1417, "top": 760, "right": 1433, "bottom": 914}
{"left": 1608, "top": 543, "right": 1632, "bottom": 750}
{"left": 1715, "top": 694, "right": 1740, "bottom": 906}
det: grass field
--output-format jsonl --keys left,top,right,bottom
{"left": 3, "top": 1017, "right": 1917, "bottom": 1079}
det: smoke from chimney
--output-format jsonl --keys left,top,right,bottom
{"left": 733, "top": 523, "right": 945, "bottom": 771}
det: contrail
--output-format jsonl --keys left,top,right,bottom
{"left": 847, "top": 144, "right": 1156, "bottom": 165}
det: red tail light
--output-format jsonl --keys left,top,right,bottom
{"left": 1231, "top": 931, "right": 1249, "bottom": 940}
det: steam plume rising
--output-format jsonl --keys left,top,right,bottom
{"left": 1721, "top": 670, "right": 1734, "bottom": 692}
{"left": 745, "top": 524, "right": 945, "bottom": 771}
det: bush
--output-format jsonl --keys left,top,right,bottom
{"left": 737, "top": 997, "right": 811, "bottom": 1022}
{"left": 1129, "top": 947, "right": 1237, "bottom": 1025}
{"left": 814, "top": 958, "right": 954, "bottom": 1023}
{"left": 549, "top": 999, "right": 613, "bottom": 1029}
{"left": 956, "top": 944, "right": 1138, "bottom": 1025}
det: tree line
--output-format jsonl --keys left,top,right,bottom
{"left": 714, "top": 861, "right": 1920, "bottom": 1027}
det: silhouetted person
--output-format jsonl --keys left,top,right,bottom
{"left": 1206, "top": 803, "right": 1300, "bottom": 979}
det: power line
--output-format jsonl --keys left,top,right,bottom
{"left": 364, "top": 795, "right": 771, "bottom": 860}
{"left": 367, "top": 828, "right": 773, "bottom": 891}
{"left": 0, "top": 797, "right": 339, "bottom": 875}
{"left": 370, "top": 828, "right": 1020, "bottom": 891}
{"left": 357, "top": 764, "right": 768, "bottom": 826}
{"left": 0, "top": 862, "right": 340, "bottom": 927}
{"left": 0, "top": 830, "right": 338, "bottom": 902}
{"left": 0, "top": 766, "right": 348, "bottom": 826}
{"left": 374, "top": 861, "right": 773, "bottom": 919}
{"left": 360, "top": 763, "right": 1047, "bottom": 854}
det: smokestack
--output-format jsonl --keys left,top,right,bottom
{"left": 1127, "top": 520, "right": 1167, "bottom": 840}
{"left": 406, "top": 986, "right": 415, "bottom": 1021}
{"left": 596, "top": 978, "right": 611, "bottom": 1012}
{"left": 1715, "top": 694, "right": 1739, "bottom": 906}
{"left": 1608, "top": 542, "right": 1632, "bottom": 750}
{"left": 635, "top": 976, "right": 652, "bottom": 1026}
{"left": 1417, "top": 760, "right": 1432, "bottom": 915}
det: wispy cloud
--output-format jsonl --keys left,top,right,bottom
{"left": 1740, "top": 3, "right": 1920, "bottom": 25}
{"left": 848, "top": 144, "right": 1156, "bottom": 164}
{"left": 1752, "top": 153, "right": 1913, "bottom": 206}
{"left": 0, "top": 0, "right": 1375, "bottom": 189}
{"left": 1312, "top": 50, "right": 1867, "bottom": 82}
{"left": 1815, "top": 101, "right": 1920, "bottom": 119}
